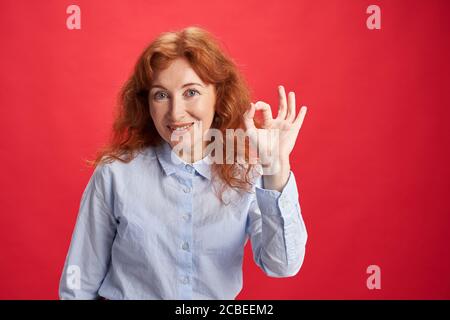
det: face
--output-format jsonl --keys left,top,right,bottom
{"left": 148, "top": 57, "right": 216, "bottom": 161}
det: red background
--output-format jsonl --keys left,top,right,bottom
{"left": 1, "top": 0, "right": 449, "bottom": 299}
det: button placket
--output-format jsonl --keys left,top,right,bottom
{"left": 175, "top": 169, "right": 194, "bottom": 299}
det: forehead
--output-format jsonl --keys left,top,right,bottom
{"left": 152, "top": 58, "right": 204, "bottom": 86}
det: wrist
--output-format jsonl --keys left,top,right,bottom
{"left": 260, "top": 156, "right": 290, "bottom": 175}
{"left": 261, "top": 156, "right": 291, "bottom": 191}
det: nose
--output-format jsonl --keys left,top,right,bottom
{"left": 169, "top": 95, "right": 187, "bottom": 120}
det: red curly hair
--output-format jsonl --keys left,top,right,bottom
{"left": 87, "top": 26, "right": 261, "bottom": 201}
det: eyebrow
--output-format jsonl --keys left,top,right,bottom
{"left": 150, "top": 82, "right": 204, "bottom": 90}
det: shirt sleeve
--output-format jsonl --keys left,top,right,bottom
{"left": 58, "top": 164, "right": 117, "bottom": 299}
{"left": 245, "top": 170, "right": 308, "bottom": 277}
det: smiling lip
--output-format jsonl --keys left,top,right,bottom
{"left": 167, "top": 122, "right": 195, "bottom": 132}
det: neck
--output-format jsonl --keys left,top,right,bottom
{"left": 174, "top": 142, "right": 208, "bottom": 164}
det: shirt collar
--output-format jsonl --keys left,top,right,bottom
{"left": 155, "top": 141, "right": 212, "bottom": 180}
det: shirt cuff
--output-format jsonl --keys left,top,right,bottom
{"left": 255, "top": 171, "right": 300, "bottom": 223}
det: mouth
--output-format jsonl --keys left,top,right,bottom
{"left": 167, "top": 122, "right": 195, "bottom": 134}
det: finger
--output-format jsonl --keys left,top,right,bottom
{"left": 276, "top": 85, "right": 287, "bottom": 120}
{"left": 286, "top": 91, "right": 296, "bottom": 122}
{"left": 243, "top": 102, "right": 256, "bottom": 130}
{"left": 254, "top": 101, "right": 274, "bottom": 127}
{"left": 293, "top": 105, "right": 307, "bottom": 129}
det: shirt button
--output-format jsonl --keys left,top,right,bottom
{"left": 182, "top": 276, "right": 189, "bottom": 284}
{"left": 182, "top": 241, "right": 190, "bottom": 251}
{"left": 182, "top": 214, "right": 190, "bottom": 222}
{"left": 185, "top": 164, "right": 194, "bottom": 173}
{"left": 183, "top": 187, "right": 192, "bottom": 193}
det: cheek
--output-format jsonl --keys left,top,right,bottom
{"left": 149, "top": 105, "right": 165, "bottom": 122}
{"left": 191, "top": 98, "right": 215, "bottom": 119}
{"left": 190, "top": 109, "right": 214, "bottom": 127}
{"left": 149, "top": 108, "right": 169, "bottom": 135}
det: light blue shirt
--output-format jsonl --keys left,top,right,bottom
{"left": 59, "top": 141, "right": 308, "bottom": 299}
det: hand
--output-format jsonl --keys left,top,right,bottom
{"left": 243, "top": 85, "right": 307, "bottom": 176}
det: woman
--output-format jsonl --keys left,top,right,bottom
{"left": 59, "top": 26, "right": 308, "bottom": 300}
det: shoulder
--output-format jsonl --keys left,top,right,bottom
{"left": 93, "top": 145, "right": 159, "bottom": 181}
{"left": 86, "top": 146, "right": 160, "bottom": 200}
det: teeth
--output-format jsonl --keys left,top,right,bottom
{"left": 171, "top": 123, "right": 193, "bottom": 131}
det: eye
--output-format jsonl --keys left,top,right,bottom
{"left": 153, "top": 91, "right": 168, "bottom": 100}
{"left": 185, "top": 89, "right": 200, "bottom": 97}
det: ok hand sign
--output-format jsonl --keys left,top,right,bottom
{"left": 243, "top": 85, "right": 307, "bottom": 175}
